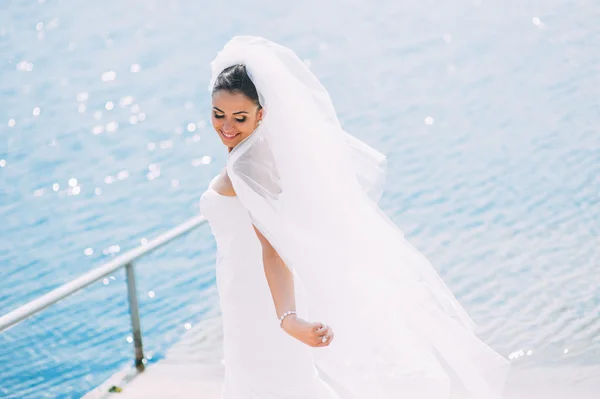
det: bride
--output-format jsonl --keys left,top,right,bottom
{"left": 199, "top": 36, "right": 510, "bottom": 398}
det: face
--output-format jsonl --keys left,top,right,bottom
{"left": 211, "top": 90, "right": 263, "bottom": 150}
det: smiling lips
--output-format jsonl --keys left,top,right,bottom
{"left": 221, "top": 130, "right": 241, "bottom": 141}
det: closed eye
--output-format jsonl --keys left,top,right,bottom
{"left": 213, "top": 113, "right": 246, "bottom": 123}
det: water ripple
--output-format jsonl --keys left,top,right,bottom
{"left": 1, "top": 0, "right": 600, "bottom": 397}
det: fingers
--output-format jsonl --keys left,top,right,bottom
{"left": 314, "top": 323, "right": 327, "bottom": 334}
{"left": 312, "top": 322, "right": 334, "bottom": 347}
{"left": 316, "top": 328, "right": 334, "bottom": 347}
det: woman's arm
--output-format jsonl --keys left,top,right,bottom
{"left": 253, "top": 225, "right": 334, "bottom": 347}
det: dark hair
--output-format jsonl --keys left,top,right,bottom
{"left": 212, "top": 64, "right": 261, "bottom": 108}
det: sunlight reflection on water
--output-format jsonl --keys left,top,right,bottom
{"left": 0, "top": 0, "right": 599, "bottom": 398}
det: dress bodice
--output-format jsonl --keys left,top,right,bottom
{"left": 199, "top": 176, "right": 259, "bottom": 256}
{"left": 199, "top": 176, "right": 266, "bottom": 302}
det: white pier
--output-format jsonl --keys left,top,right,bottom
{"left": 84, "top": 317, "right": 224, "bottom": 399}
{"left": 84, "top": 312, "right": 600, "bottom": 399}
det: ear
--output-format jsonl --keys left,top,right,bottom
{"left": 257, "top": 107, "right": 264, "bottom": 122}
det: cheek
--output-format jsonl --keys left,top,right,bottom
{"left": 240, "top": 119, "right": 256, "bottom": 132}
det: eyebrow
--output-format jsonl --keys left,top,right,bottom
{"left": 212, "top": 107, "right": 248, "bottom": 115}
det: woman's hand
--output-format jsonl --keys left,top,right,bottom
{"left": 281, "top": 315, "right": 334, "bottom": 347}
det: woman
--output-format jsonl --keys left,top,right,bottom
{"left": 199, "top": 36, "right": 510, "bottom": 399}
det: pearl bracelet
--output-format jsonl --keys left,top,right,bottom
{"left": 279, "top": 310, "right": 297, "bottom": 327}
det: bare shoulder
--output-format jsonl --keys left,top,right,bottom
{"left": 212, "top": 169, "right": 237, "bottom": 197}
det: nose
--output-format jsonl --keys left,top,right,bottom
{"left": 223, "top": 120, "right": 235, "bottom": 133}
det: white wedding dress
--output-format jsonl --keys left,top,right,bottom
{"left": 199, "top": 36, "right": 509, "bottom": 399}
{"left": 200, "top": 175, "right": 341, "bottom": 399}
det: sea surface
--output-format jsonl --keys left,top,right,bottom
{"left": 1, "top": 0, "right": 599, "bottom": 398}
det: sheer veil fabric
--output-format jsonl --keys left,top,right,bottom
{"left": 210, "top": 36, "right": 510, "bottom": 398}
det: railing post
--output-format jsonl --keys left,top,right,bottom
{"left": 125, "top": 262, "right": 145, "bottom": 371}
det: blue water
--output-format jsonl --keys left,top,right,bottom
{"left": 1, "top": 0, "right": 599, "bottom": 398}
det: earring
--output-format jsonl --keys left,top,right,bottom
{"left": 258, "top": 120, "right": 262, "bottom": 125}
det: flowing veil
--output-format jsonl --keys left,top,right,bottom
{"left": 211, "top": 36, "right": 510, "bottom": 398}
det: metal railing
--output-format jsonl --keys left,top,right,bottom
{"left": 0, "top": 214, "right": 208, "bottom": 371}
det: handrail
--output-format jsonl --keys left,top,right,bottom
{"left": 0, "top": 214, "right": 208, "bottom": 369}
